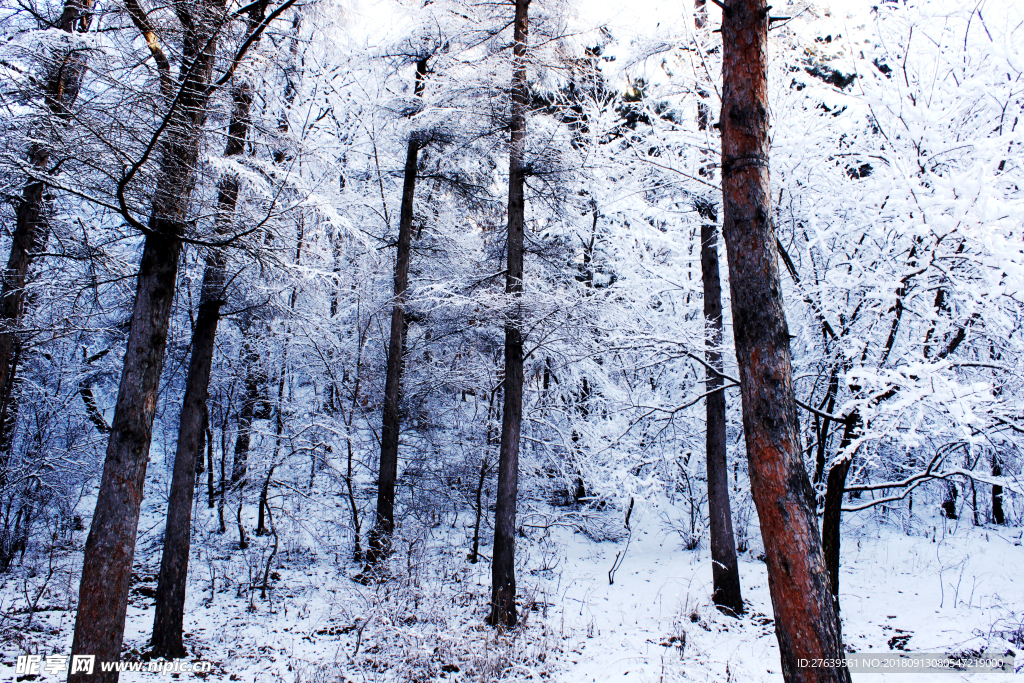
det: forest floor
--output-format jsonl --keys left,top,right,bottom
{"left": 2, "top": 494, "right": 1022, "bottom": 682}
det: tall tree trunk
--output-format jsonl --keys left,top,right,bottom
{"left": 195, "top": 408, "right": 207, "bottom": 477}
{"left": 992, "top": 456, "right": 1004, "bottom": 525}
{"left": 694, "top": 0, "right": 743, "bottom": 618}
{"left": 0, "top": 0, "right": 94, "bottom": 460}
{"left": 719, "top": 1, "right": 850, "bottom": 681}
{"left": 489, "top": 0, "right": 529, "bottom": 630}
{"left": 700, "top": 221, "right": 744, "bottom": 615}
{"left": 365, "top": 57, "right": 429, "bottom": 568}
{"left": 69, "top": 10, "right": 223, "bottom": 681}
{"left": 218, "top": 416, "right": 228, "bottom": 533}
{"left": 150, "top": 66, "right": 259, "bottom": 658}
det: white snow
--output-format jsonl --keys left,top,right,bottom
{"left": 4, "top": 497, "right": 1020, "bottom": 681}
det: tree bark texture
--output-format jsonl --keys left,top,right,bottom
{"left": 69, "top": 7, "right": 223, "bottom": 680}
{"left": 701, "top": 222, "right": 744, "bottom": 616}
{"left": 489, "top": 0, "right": 529, "bottom": 630}
{"left": 366, "top": 57, "right": 428, "bottom": 568}
{"left": 719, "top": 1, "right": 850, "bottom": 681}
{"left": 150, "top": 75, "right": 256, "bottom": 658}
{"left": 695, "top": 0, "right": 743, "bottom": 617}
{"left": 0, "top": 0, "right": 95, "bottom": 457}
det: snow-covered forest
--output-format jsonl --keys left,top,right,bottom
{"left": 0, "top": 0, "right": 1022, "bottom": 680}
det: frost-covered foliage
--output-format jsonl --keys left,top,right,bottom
{"left": 0, "top": 0, "right": 1022, "bottom": 678}
{"left": 771, "top": 0, "right": 1024, "bottom": 520}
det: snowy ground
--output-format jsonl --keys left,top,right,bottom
{"left": 547, "top": 505, "right": 1023, "bottom": 682}
{"left": 2, "top": 498, "right": 1022, "bottom": 682}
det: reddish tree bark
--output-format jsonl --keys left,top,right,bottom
{"left": 719, "top": 1, "right": 850, "bottom": 680}
{"left": 695, "top": 0, "right": 744, "bottom": 617}
{"left": 488, "top": 0, "right": 529, "bottom": 630}
{"left": 365, "top": 57, "right": 429, "bottom": 569}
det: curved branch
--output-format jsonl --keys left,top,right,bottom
{"left": 79, "top": 383, "right": 110, "bottom": 433}
{"left": 843, "top": 468, "right": 1024, "bottom": 513}
{"left": 841, "top": 442, "right": 1024, "bottom": 513}
{"left": 123, "top": 0, "right": 173, "bottom": 99}
{"left": 207, "top": 0, "right": 299, "bottom": 95}
{"left": 685, "top": 349, "right": 847, "bottom": 421}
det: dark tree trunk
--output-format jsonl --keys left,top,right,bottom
{"left": 236, "top": 491, "right": 248, "bottom": 550}
{"left": 719, "top": 2, "right": 850, "bottom": 681}
{"left": 232, "top": 339, "right": 261, "bottom": 485}
{"left": 821, "top": 412, "right": 858, "bottom": 606}
{"left": 218, "top": 417, "right": 228, "bottom": 533}
{"left": 941, "top": 483, "right": 958, "bottom": 520}
{"left": 346, "top": 438, "right": 362, "bottom": 561}
{"left": 812, "top": 365, "right": 840, "bottom": 486}
{"left": 196, "top": 407, "right": 207, "bottom": 476}
{"left": 469, "top": 454, "right": 489, "bottom": 564}
{"left": 256, "top": 463, "right": 276, "bottom": 537}
{"left": 0, "top": 0, "right": 94, "bottom": 457}
{"left": 992, "top": 456, "right": 1004, "bottom": 525}
{"left": 471, "top": 388, "right": 498, "bottom": 563}
{"left": 365, "top": 58, "right": 429, "bottom": 568}
{"left": 71, "top": 210, "right": 189, "bottom": 679}
{"left": 206, "top": 415, "right": 215, "bottom": 508}
{"left": 970, "top": 478, "right": 978, "bottom": 526}
{"left": 700, "top": 222, "right": 744, "bottom": 616}
{"left": 821, "top": 458, "right": 851, "bottom": 604}
{"left": 149, "top": 264, "right": 222, "bottom": 657}
{"left": 257, "top": 369, "right": 287, "bottom": 536}
{"left": 0, "top": 344, "right": 21, "bottom": 480}
{"left": 150, "top": 70, "right": 257, "bottom": 658}
{"left": 230, "top": 360, "right": 257, "bottom": 550}
{"left": 68, "top": 9, "right": 224, "bottom": 681}
{"left": 488, "top": 0, "right": 529, "bottom": 630}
